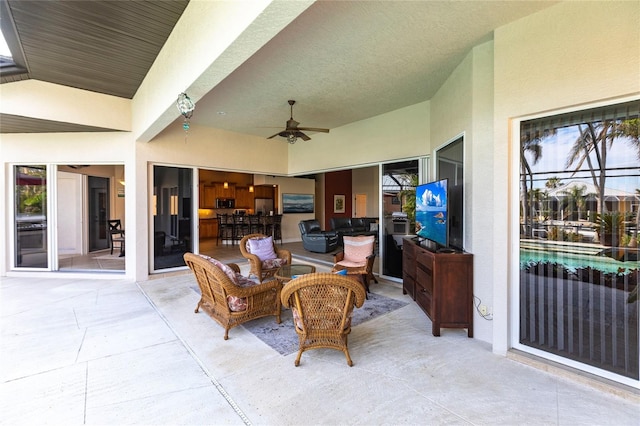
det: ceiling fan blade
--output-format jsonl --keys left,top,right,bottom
{"left": 267, "top": 132, "right": 282, "bottom": 139}
{"left": 286, "top": 118, "right": 299, "bottom": 130}
{"left": 296, "top": 131, "right": 311, "bottom": 141}
{"left": 297, "top": 127, "right": 329, "bottom": 133}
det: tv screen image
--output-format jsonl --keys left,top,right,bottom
{"left": 415, "top": 178, "right": 448, "bottom": 247}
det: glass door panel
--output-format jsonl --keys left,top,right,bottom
{"left": 14, "top": 165, "right": 48, "bottom": 268}
{"left": 153, "top": 166, "right": 193, "bottom": 271}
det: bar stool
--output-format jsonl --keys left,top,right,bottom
{"left": 248, "top": 214, "right": 262, "bottom": 234}
{"left": 233, "top": 214, "right": 249, "bottom": 243}
{"left": 272, "top": 214, "right": 283, "bottom": 245}
{"left": 216, "top": 214, "right": 233, "bottom": 245}
{"left": 262, "top": 215, "right": 274, "bottom": 238}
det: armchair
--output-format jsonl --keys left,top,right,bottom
{"left": 298, "top": 219, "right": 339, "bottom": 253}
{"left": 240, "top": 234, "right": 291, "bottom": 283}
{"left": 183, "top": 252, "right": 282, "bottom": 340}
{"left": 280, "top": 272, "right": 366, "bottom": 366}
{"left": 332, "top": 235, "right": 377, "bottom": 293}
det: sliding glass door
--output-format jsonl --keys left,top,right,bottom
{"left": 152, "top": 165, "right": 193, "bottom": 271}
{"left": 518, "top": 99, "right": 639, "bottom": 382}
{"left": 14, "top": 165, "right": 48, "bottom": 269}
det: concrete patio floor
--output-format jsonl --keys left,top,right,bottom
{"left": 1, "top": 260, "right": 638, "bottom": 425}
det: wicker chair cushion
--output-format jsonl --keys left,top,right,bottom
{"left": 291, "top": 304, "right": 352, "bottom": 331}
{"left": 197, "top": 254, "right": 238, "bottom": 283}
{"left": 262, "top": 257, "right": 287, "bottom": 270}
{"left": 227, "top": 274, "right": 259, "bottom": 312}
{"left": 195, "top": 254, "right": 261, "bottom": 312}
{"left": 341, "top": 235, "right": 375, "bottom": 266}
{"left": 247, "top": 236, "right": 277, "bottom": 261}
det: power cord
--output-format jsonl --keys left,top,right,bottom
{"left": 473, "top": 295, "right": 493, "bottom": 320}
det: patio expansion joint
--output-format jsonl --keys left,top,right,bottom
{"left": 134, "top": 281, "right": 253, "bottom": 426}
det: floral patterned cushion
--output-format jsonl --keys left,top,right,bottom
{"left": 197, "top": 254, "right": 238, "bottom": 284}
{"left": 226, "top": 274, "right": 258, "bottom": 312}
{"left": 196, "top": 254, "right": 260, "bottom": 312}
{"left": 291, "top": 305, "right": 352, "bottom": 330}
{"left": 262, "top": 257, "right": 287, "bottom": 270}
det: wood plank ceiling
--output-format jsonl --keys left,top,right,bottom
{"left": 0, "top": 0, "right": 189, "bottom": 133}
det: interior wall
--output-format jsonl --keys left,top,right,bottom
{"left": 324, "top": 170, "right": 352, "bottom": 229}
{"left": 256, "top": 175, "right": 315, "bottom": 243}
{"left": 492, "top": 0, "right": 640, "bottom": 355}
{"left": 352, "top": 166, "right": 379, "bottom": 218}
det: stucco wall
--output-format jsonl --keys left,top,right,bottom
{"left": 429, "top": 42, "right": 497, "bottom": 342}
{"left": 287, "top": 101, "right": 430, "bottom": 174}
{"left": 492, "top": 0, "right": 640, "bottom": 354}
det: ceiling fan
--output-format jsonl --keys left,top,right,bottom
{"left": 267, "top": 100, "right": 329, "bottom": 144}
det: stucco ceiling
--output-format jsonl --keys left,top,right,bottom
{"left": 0, "top": 1, "right": 556, "bottom": 138}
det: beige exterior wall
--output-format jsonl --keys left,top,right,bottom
{"left": 492, "top": 0, "right": 640, "bottom": 354}
{"left": 429, "top": 41, "right": 496, "bottom": 342}
{"left": 0, "top": 80, "right": 131, "bottom": 131}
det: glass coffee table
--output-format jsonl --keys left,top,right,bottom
{"left": 275, "top": 264, "right": 316, "bottom": 284}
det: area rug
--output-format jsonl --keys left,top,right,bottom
{"left": 241, "top": 291, "right": 408, "bottom": 356}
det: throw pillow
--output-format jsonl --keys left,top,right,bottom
{"left": 343, "top": 235, "right": 375, "bottom": 264}
{"left": 247, "top": 236, "right": 277, "bottom": 261}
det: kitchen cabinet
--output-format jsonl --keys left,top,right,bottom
{"left": 254, "top": 185, "right": 274, "bottom": 199}
{"left": 236, "top": 187, "right": 254, "bottom": 209}
{"left": 201, "top": 185, "right": 216, "bottom": 208}
{"left": 214, "top": 183, "right": 235, "bottom": 199}
{"left": 199, "top": 219, "right": 218, "bottom": 239}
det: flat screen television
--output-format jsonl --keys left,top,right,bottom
{"left": 415, "top": 178, "right": 448, "bottom": 249}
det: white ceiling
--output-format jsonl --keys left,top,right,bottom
{"left": 190, "top": 1, "right": 556, "bottom": 140}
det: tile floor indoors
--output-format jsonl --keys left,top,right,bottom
{"left": 1, "top": 249, "right": 639, "bottom": 425}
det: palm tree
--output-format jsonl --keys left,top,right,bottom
{"left": 528, "top": 188, "right": 546, "bottom": 221}
{"left": 545, "top": 176, "right": 562, "bottom": 189}
{"left": 520, "top": 129, "right": 547, "bottom": 236}
{"left": 566, "top": 118, "right": 640, "bottom": 216}
{"left": 559, "top": 184, "right": 590, "bottom": 221}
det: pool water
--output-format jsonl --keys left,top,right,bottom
{"left": 520, "top": 248, "right": 639, "bottom": 274}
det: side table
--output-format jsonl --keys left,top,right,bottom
{"left": 275, "top": 264, "right": 316, "bottom": 284}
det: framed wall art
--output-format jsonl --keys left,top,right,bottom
{"left": 282, "top": 193, "right": 314, "bottom": 214}
{"left": 333, "top": 194, "right": 345, "bottom": 213}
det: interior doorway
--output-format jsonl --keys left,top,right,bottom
{"left": 354, "top": 194, "right": 367, "bottom": 217}
{"left": 88, "top": 176, "right": 110, "bottom": 252}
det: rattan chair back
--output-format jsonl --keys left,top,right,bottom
{"left": 239, "top": 233, "right": 292, "bottom": 283}
{"left": 183, "top": 252, "right": 282, "bottom": 339}
{"left": 280, "top": 272, "right": 366, "bottom": 366}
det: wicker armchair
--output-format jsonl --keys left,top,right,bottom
{"left": 239, "top": 233, "right": 292, "bottom": 283}
{"left": 183, "top": 252, "right": 282, "bottom": 340}
{"left": 332, "top": 235, "right": 377, "bottom": 293}
{"left": 280, "top": 272, "right": 366, "bottom": 367}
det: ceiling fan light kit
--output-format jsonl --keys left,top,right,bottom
{"left": 268, "top": 100, "right": 329, "bottom": 144}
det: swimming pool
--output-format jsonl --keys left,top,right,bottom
{"left": 520, "top": 241, "right": 639, "bottom": 274}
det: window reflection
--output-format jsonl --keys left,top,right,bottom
{"left": 15, "top": 165, "right": 48, "bottom": 268}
